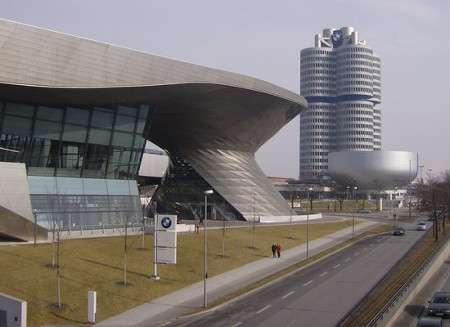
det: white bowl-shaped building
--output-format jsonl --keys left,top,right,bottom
{"left": 328, "top": 151, "right": 418, "bottom": 190}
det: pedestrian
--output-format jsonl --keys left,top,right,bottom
{"left": 271, "top": 243, "right": 277, "bottom": 258}
{"left": 276, "top": 243, "right": 282, "bottom": 258}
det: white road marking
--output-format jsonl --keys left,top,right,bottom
{"left": 345, "top": 257, "right": 351, "bottom": 262}
{"left": 286, "top": 320, "right": 297, "bottom": 327}
{"left": 256, "top": 304, "right": 271, "bottom": 314}
{"left": 282, "top": 291, "right": 295, "bottom": 299}
{"left": 333, "top": 264, "right": 341, "bottom": 269}
{"left": 354, "top": 252, "right": 360, "bottom": 256}
{"left": 320, "top": 271, "right": 328, "bottom": 277}
{"left": 362, "top": 247, "right": 368, "bottom": 251}
{"left": 231, "top": 323, "right": 242, "bottom": 327}
{"left": 303, "top": 280, "right": 313, "bottom": 286}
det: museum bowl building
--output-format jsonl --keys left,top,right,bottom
{"left": 0, "top": 19, "right": 307, "bottom": 240}
{"left": 328, "top": 151, "right": 418, "bottom": 190}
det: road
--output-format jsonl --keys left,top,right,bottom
{"left": 392, "top": 223, "right": 450, "bottom": 326}
{"left": 163, "top": 220, "right": 425, "bottom": 327}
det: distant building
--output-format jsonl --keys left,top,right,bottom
{"left": 300, "top": 27, "right": 381, "bottom": 183}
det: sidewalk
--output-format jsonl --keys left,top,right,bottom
{"left": 96, "top": 220, "right": 380, "bottom": 327}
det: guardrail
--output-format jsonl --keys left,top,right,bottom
{"left": 366, "top": 233, "right": 450, "bottom": 327}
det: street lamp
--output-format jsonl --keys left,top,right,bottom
{"left": 307, "top": 188, "right": 313, "bottom": 260}
{"left": 352, "top": 187, "right": 357, "bottom": 239}
{"left": 203, "top": 189, "right": 213, "bottom": 308}
{"left": 346, "top": 186, "right": 350, "bottom": 209}
{"left": 33, "top": 209, "right": 37, "bottom": 246}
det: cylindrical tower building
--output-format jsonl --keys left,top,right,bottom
{"left": 300, "top": 27, "right": 381, "bottom": 183}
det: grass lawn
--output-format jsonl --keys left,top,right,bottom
{"left": 1, "top": 219, "right": 364, "bottom": 326}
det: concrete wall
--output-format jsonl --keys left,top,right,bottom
{"left": 0, "top": 293, "right": 26, "bottom": 327}
{"left": 0, "top": 162, "right": 33, "bottom": 220}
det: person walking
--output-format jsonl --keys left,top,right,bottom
{"left": 276, "top": 243, "right": 282, "bottom": 258}
{"left": 271, "top": 243, "right": 277, "bottom": 258}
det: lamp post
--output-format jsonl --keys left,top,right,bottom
{"left": 409, "top": 160, "right": 412, "bottom": 221}
{"left": 33, "top": 209, "right": 37, "bottom": 246}
{"left": 419, "top": 165, "right": 424, "bottom": 211}
{"left": 346, "top": 186, "right": 350, "bottom": 209}
{"left": 393, "top": 187, "right": 398, "bottom": 228}
{"left": 307, "top": 188, "right": 312, "bottom": 260}
{"left": 203, "top": 189, "right": 213, "bottom": 308}
{"left": 352, "top": 187, "right": 357, "bottom": 239}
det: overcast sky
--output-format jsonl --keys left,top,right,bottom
{"left": 1, "top": 0, "right": 449, "bottom": 179}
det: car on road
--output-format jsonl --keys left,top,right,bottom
{"left": 416, "top": 317, "right": 443, "bottom": 326}
{"left": 427, "top": 292, "right": 450, "bottom": 317}
{"left": 357, "top": 209, "right": 371, "bottom": 213}
{"left": 393, "top": 227, "right": 406, "bottom": 236}
{"left": 417, "top": 222, "right": 427, "bottom": 231}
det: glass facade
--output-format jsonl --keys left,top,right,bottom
{"left": 0, "top": 100, "right": 150, "bottom": 228}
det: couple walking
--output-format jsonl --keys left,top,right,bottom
{"left": 271, "top": 243, "right": 282, "bottom": 258}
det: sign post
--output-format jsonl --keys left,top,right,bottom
{"left": 152, "top": 214, "right": 177, "bottom": 280}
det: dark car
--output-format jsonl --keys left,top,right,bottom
{"left": 393, "top": 227, "right": 405, "bottom": 236}
{"left": 427, "top": 292, "right": 450, "bottom": 317}
{"left": 357, "top": 209, "right": 371, "bottom": 213}
{"left": 416, "top": 317, "right": 443, "bottom": 326}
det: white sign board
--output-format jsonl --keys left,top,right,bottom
{"left": 154, "top": 214, "right": 177, "bottom": 264}
{"left": 156, "top": 247, "right": 177, "bottom": 264}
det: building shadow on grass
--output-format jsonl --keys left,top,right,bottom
{"left": 77, "top": 257, "right": 149, "bottom": 279}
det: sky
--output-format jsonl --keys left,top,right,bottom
{"left": 1, "top": 0, "right": 449, "bottom": 179}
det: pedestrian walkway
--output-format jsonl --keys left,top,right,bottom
{"left": 96, "top": 220, "right": 380, "bottom": 327}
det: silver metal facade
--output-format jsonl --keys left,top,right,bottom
{"left": 328, "top": 151, "right": 418, "bottom": 190}
{"left": 300, "top": 27, "right": 381, "bottom": 183}
{"left": 0, "top": 19, "right": 307, "bottom": 221}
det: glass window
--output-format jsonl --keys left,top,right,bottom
{"left": 88, "top": 128, "right": 111, "bottom": 146}
{"left": 92, "top": 108, "right": 114, "bottom": 129}
{"left": 66, "top": 107, "right": 90, "bottom": 125}
{"left": 2, "top": 116, "right": 33, "bottom": 136}
{"left": 135, "top": 120, "right": 146, "bottom": 134}
{"left": 115, "top": 115, "right": 136, "bottom": 132}
{"left": 62, "top": 124, "right": 87, "bottom": 143}
{"left": 118, "top": 105, "right": 137, "bottom": 117}
{"left": 37, "top": 106, "right": 63, "bottom": 122}
{"left": 139, "top": 104, "right": 150, "bottom": 118}
{"left": 34, "top": 120, "right": 62, "bottom": 139}
{"left": 4, "top": 103, "right": 34, "bottom": 117}
{"left": 112, "top": 131, "right": 133, "bottom": 147}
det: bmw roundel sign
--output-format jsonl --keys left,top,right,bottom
{"left": 161, "top": 216, "right": 172, "bottom": 229}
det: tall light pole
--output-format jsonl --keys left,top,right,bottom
{"left": 306, "top": 188, "right": 312, "bottom": 260}
{"left": 352, "top": 187, "right": 357, "bottom": 239}
{"left": 346, "top": 186, "right": 350, "bottom": 209}
{"left": 394, "top": 186, "right": 398, "bottom": 228}
{"left": 33, "top": 209, "right": 37, "bottom": 246}
{"left": 409, "top": 160, "right": 412, "bottom": 221}
{"left": 203, "top": 189, "right": 213, "bottom": 308}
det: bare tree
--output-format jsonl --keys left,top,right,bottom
{"left": 221, "top": 220, "right": 227, "bottom": 257}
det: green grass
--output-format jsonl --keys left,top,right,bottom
{"left": 1, "top": 220, "right": 363, "bottom": 326}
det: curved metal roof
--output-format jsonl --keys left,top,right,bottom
{"left": 0, "top": 19, "right": 308, "bottom": 219}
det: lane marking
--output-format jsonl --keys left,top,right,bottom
{"left": 362, "top": 247, "right": 368, "bottom": 251}
{"left": 231, "top": 323, "right": 242, "bottom": 327}
{"left": 286, "top": 320, "right": 297, "bottom": 327}
{"left": 282, "top": 291, "right": 295, "bottom": 299}
{"left": 354, "top": 252, "right": 360, "bottom": 256}
{"left": 256, "top": 304, "right": 271, "bottom": 314}
{"left": 333, "top": 264, "right": 341, "bottom": 269}
{"left": 345, "top": 257, "right": 351, "bottom": 262}
{"left": 320, "top": 271, "right": 328, "bottom": 277}
{"left": 303, "top": 280, "right": 313, "bottom": 286}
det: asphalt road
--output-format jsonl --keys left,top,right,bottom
{"left": 164, "top": 220, "right": 425, "bottom": 327}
